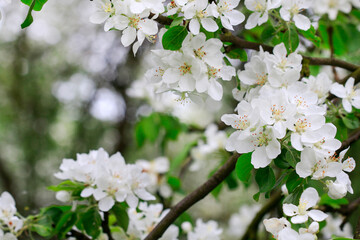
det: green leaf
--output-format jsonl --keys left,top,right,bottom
{"left": 21, "top": 0, "right": 48, "bottom": 11}
{"left": 48, "top": 180, "right": 85, "bottom": 192}
{"left": 169, "top": 140, "right": 197, "bottom": 173}
{"left": 298, "top": 26, "right": 321, "bottom": 47}
{"left": 162, "top": 26, "right": 188, "bottom": 50}
{"left": 111, "top": 203, "right": 129, "bottom": 231}
{"left": 30, "top": 215, "right": 53, "bottom": 237}
{"left": 283, "top": 186, "right": 303, "bottom": 204}
{"left": 226, "top": 48, "right": 248, "bottom": 62}
{"left": 167, "top": 176, "right": 181, "bottom": 190}
{"left": 274, "top": 150, "right": 290, "bottom": 169}
{"left": 255, "top": 166, "right": 275, "bottom": 193}
{"left": 286, "top": 171, "right": 303, "bottom": 193}
{"left": 261, "top": 25, "right": 276, "bottom": 42}
{"left": 285, "top": 147, "right": 300, "bottom": 169}
{"left": 282, "top": 25, "right": 299, "bottom": 52}
{"left": 235, "top": 152, "right": 253, "bottom": 184}
{"left": 342, "top": 114, "right": 360, "bottom": 129}
{"left": 170, "top": 16, "right": 184, "bottom": 27}
{"left": 331, "top": 237, "right": 353, "bottom": 240}
{"left": 333, "top": 118, "right": 348, "bottom": 142}
{"left": 21, "top": 0, "right": 48, "bottom": 28}
{"left": 80, "top": 207, "right": 102, "bottom": 238}
{"left": 55, "top": 211, "right": 78, "bottom": 239}
{"left": 253, "top": 192, "right": 260, "bottom": 202}
{"left": 319, "top": 194, "right": 349, "bottom": 209}
{"left": 225, "top": 171, "right": 238, "bottom": 190}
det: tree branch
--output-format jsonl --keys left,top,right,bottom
{"left": 355, "top": 216, "right": 360, "bottom": 239}
{"left": 101, "top": 212, "right": 114, "bottom": 240}
{"left": 220, "top": 33, "right": 360, "bottom": 72}
{"left": 144, "top": 152, "right": 240, "bottom": 240}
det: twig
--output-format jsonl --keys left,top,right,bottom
{"left": 144, "top": 152, "right": 240, "bottom": 240}
{"left": 240, "top": 191, "right": 283, "bottom": 240}
{"left": 220, "top": 33, "right": 360, "bottom": 72}
{"left": 101, "top": 212, "right": 114, "bottom": 240}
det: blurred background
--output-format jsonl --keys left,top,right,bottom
{"left": 0, "top": 1, "right": 359, "bottom": 239}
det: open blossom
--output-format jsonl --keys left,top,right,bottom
{"left": 312, "top": 0, "right": 352, "bottom": 20}
{"left": 244, "top": 0, "right": 281, "bottom": 29}
{"left": 89, "top": 0, "right": 116, "bottom": 31}
{"left": 182, "top": 0, "right": 218, "bottom": 35}
{"left": 209, "top": 0, "right": 245, "bottom": 30}
{"left": 302, "top": 72, "right": 333, "bottom": 104}
{"left": 296, "top": 147, "right": 342, "bottom": 180}
{"left": 330, "top": 77, "right": 360, "bottom": 112}
{"left": 321, "top": 214, "right": 353, "bottom": 239}
{"left": 0, "top": 192, "right": 23, "bottom": 235}
{"left": 280, "top": 0, "right": 311, "bottom": 30}
{"left": 187, "top": 219, "right": 223, "bottom": 240}
{"left": 278, "top": 227, "right": 316, "bottom": 240}
{"left": 283, "top": 187, "right": 328, "bottom": 224}
{"left": 263, "top": 217, "right": 291, "bottom": 239}
{"left": 127, "top": 203, "right": 179, "bottom": 240}
{"left": 326, "top": 172, "right": 353, "bottom": 199}
{"left": 238, "top": 55, "right": 270, "bottom": 86}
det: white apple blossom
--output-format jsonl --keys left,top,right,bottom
{"left": 278, "top": 227, "right": 316, "bottom": 240}
{"left": 209, "top": 0, "right": 245, "bottom": 30}
{"left": 263, "top": 217, "right": 291, "bottom": 239}
{"left": 288, "top": 114, "right": 325, "bottom": 151}
{"left": 182, "top": 0, "right": 218, "bottom": 35}
{"left": 280, "top": 0, "right": 312, "bottom": 30}
{"left": 238, "top": 55, "right": 270, "bottom": 86}
{"left": 187, "top": 219, "right": 223, "bottom": 240}
{"left": 326, "top": 172, "right": 353, "bottom": 199}
{"left": 301, "top": 123, "right": 341, "bottom": 156}
{"left": 330, "top": 77, "right": 360, "bottom": 112}
{"left": 283, "top": 187, "right": 328, "bottom": 224}
{"left": 0, "top": 192, "right": 23, "bottom": 236}
{"left": 295, "top": 147, "right": 342, "bottom": 180}
{"left": 245, "top": 0, "right": 281, "bottom": 29}
{"left": 312, "top": 0, "right": 352, "bottom": 20}
{"left": 251, "top": 89, "right": 297, "bottom": 138}
{"left": 89, "top": 0, "right": 117, "bottom": 31}
{"left": 127, "top": 202, "right": 179, "bottom": 240}
{"left": 302, "top": 72, "right": 333, "bottom": 104}
{"left": 338, "top": 147, "right": 356, "bottom": 173}
{"left": 0, "top": 230, "right": 17, "bottom": 240}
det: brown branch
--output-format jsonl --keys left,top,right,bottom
{"left": 219, "top": 33, "right": 360, "bottom": 72}
{"left": 101, "top": 212, "right": 114, "bottom": 240}
{"left": 241, "top": 191, "right": 283, "bottom": 240}
{"left": 144, "top": 152, "right": 240, "bottom": 240}
{"left": 339, "top": 67, "right": 360, "bottom": 84}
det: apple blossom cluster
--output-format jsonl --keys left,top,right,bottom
{"left": 55, "top": 148, "right": 155, "bottom": 212}
{"left": 0, "top": 192, "right": 23, "bottom": 240}
{"left": 264, "top": 188, "right": 326, "bottom": 240}
{"left": 127, "top": 202, "right": 179, "bottom": 240}
{"left": 145, "top": 33, "right": 235, "bottom": 101}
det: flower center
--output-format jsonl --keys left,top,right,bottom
{"left": 254, "top": 2, "right": 265, "bottom": 12}
{"left": 208, "top": 67, "right": 220, "bottom": 78}
{"left": 255, "top": 72, "right": 267, "bottom": 85}
{"left": 102, "top": 3, "right": 114, "bottom": 13}
{"left": 271, "top": 105, "right": 285, "bottom": 121}
{"left": 290, "top": 4, "right": 300, "bottom": 16}
{"left": 129, "top": 16, "right": 141, "bottom": 29}
{"left": 298, "top": 201, "right": 308, "bottom": 215}
{"left": 252, "top": 130, "right": 271, "bottom": 147}
{"left": 179, "top": 62, "right": 192, "bottom": 75}
{"left": 234, "top": 115, "right": 249, "bottom": 130}
{"left": 294, "top": 118, "right": 311, "bottom": 133}
{"left": 194, "top": 47, "right": 206, "bottom": 59}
